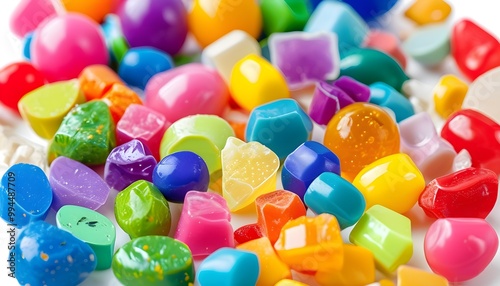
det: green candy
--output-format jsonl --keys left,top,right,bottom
{"left": 260, "top": 0, "right": 311, "bottom": 36}
{"left": 340, "top": 48, "right": 410, "bottom": 92}
{"left": 112, "top": 236, "right": 195, "bottom": 286}
{"left": 48, "top": 101, "right": 116, "bottom": 165}
{"left": 56, "top": 205, "right": 116, "bottom": 270}
{"left": 115, "top": 180, "right": 171, "bottom": 239}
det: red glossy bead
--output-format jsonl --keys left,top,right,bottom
{"left": 451, "top": 19, "right": 500, "bottom": 81}
{"left": 0, "top": 62, "right": 46, "bottom": 114}
{"left": 441, "top": 109, "right": 500, "bottom": 174}
{"left": 234, "top": 223, "right": 263, "bottom": 245}
{"left": 419, "top": 167, "right": 498, "bottom": 219}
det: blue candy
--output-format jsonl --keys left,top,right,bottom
{"left": 282, "top": 141, "right": 340, "bottom": 200}
{"left": 305, "top": 1, "right": 369, "bottom": 56}
{"left": 197, "top": 247, "right": 259, "bottom": 286}
{"left": 23, "top": 32, "right": 34, "bottom": 60}
{"left": 15, "top": 221, "right": 97, "bottom": 285}
{"left": 0, "top": 163, "right": 52, "bottom": 228}
{"left": 153, "top": 151, "right": 210, "bottom": 203}
{"left": 246, "top": 99, "right": 313, "bottom": 160}
{"left": 118, "top": 47, "right": 174, "bottom": 90}
{"left": 339, "top": 0, "right": 399, "bottom": 22}
{"left": 304, "top": 172, "right": 365, "bottom": 229}
{"left": 369, "top": 82, "right": 415, "bottom": 122}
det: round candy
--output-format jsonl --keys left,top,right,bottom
{"left": 31, "top": 13, "right": 109, "bottom": 82}
{"left": 117, "top": 0, "right": 188, "bottom": 55}
{"left": 60, "top": 0, "right": 114, "bottom": 23}
{"left": 153, "top": 151, "right": 210, "bottom": 203}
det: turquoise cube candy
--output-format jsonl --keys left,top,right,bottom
{"left": 197, "top": 248, "right": 259, "bottom": 286}
{"left": 369, "top": 82, "right": 415, "bottom": 122}
{"left": 246, "top": 99, "right": 313, "bottom": 160}
{"left": 305, "top": 1, "right": 368, "bottom": 55}
{"left": 304, "top": 172, "right": 365, "bottom": 229}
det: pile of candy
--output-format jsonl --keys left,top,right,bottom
{"left": 1, "top": 0, "right": 500, "bottom": 285}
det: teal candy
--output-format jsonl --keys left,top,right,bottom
{"left": 304, "top": 172, "right": 365, "bottom": 229}
{"left": 403, "top": 24, "right": 450, "bottom": 66}
{"left": 304, "top": 1, "right": 368, "bottom": 56}
{"left": 369, "top": 82, "right": 415, "bottom": 122}
{"left": 197, "top": 248, "right": 259, "bottom": 286}
{"left": 245, "top": 99, "right": 313, "bottom": 160}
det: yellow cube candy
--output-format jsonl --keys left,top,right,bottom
{"left": 433, "top": 74, "right": 468, "bottom": 119}
{"left": 404, "top": 0, "right": 452, "bottom": 25}
{"left": 397, "top": 265, "right": 449, "bottom": 286}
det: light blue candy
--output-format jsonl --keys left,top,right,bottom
{"left": 369, "top": 82, "right": 415, "bottom": 122}
{"left": 402, "top": 23, "right": 450, "bottom": 66}
{"left": 304, "top": 1, "right": 368, "bottom": 56}
{"left": 197, "top": 248, "right": 259, "bottom": 286}
{"left": 23, "top": 32, "right": 34, "bottom": 60}
{"left": 118, "top": 47, "right": 174, "bottom": 90}
{"left": 246, "top": 98, "right": 313, "bottom": 160}
{"left": 304, "top": 172, "right": 365, "bottom": 229}
{"left": 0, "top": 163, "right": 52, "bottom": 228}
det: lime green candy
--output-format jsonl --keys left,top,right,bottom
{"left": 402, "top": 23, "right": 450, "bottom": 66}
{"left": 260, "top": 0, "right": 311, "bottom": 36}
{"left": 340, "top": 48, "right": 409, "bottom": 92}
{"left": 115, "top": 180, "right": 171, "bottom": 239}
{"left": 349, "top": 205, "right": 413, "bottom": 273}
{"left": 112, "top": 235, "right": 195, "bottom": 286}
{"left": 56, "top": 205, "right": 116, "bottom": 270}
{"left": 48, "top": 100, "right": 116, "bottom": 165}
{"left": 18, "top": 80, "right": 86, "bottom": 139}
{"left": 160, "top": 115, "right": 235, "bottom": 175}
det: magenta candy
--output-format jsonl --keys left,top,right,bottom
{"left": 49, "top": 156, "right": 110, "bottom": 211}
{"left": 175, "top": 191, "right": 234, "bottom": 257}
{"left": 31, "top": 13, "right": 109, "bottom": 82}
{"left": 144, "top": 64, "right": 230, "bottom": 123}
{"left": 117, "top": 0, "right": 188, "bottom": 55}
{"left": 9, "top": 0, "right": 56, "bottom": 38}
{"left": 424, "top": 218, "right": 498, "bottom": 282}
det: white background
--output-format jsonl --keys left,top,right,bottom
{"left": 1, "top": 0, "right": 500, "bottom": 285}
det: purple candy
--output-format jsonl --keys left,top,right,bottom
{"left": 104, "top": 139, "right": 158, "bottom": 191}
{"left": 333, "top": 76, "right": 370, "bottom": 102}
{"left": 117, "top": 0, "right": 188, "bottom": 55}
{"left": 49, "top": 156, "right": 110, "bottom": 210}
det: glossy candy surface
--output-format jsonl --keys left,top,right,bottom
{"left": 402, "top": 24, "right": 450, "bottom": 66}
{"left": 433, "top": 74, "right": 468, "bottom": 119}
{"left": 234, "top": 223, "right": 264, "bottom": 244}
{"left": 260, "top": 0, "right": 310, "bottom": 35}
{"left": 78, "top": 65, "right": 124, "bottom": 101}
{"left": 60, "top": 0, "right": 114, "bottom": 23}
{"left": 363, "top": 29, "right": 407, "bottom": 69}
{"left": 369, "top": 82, "right": 415, "bottom": 122}
{"left": 9, "top": 0, "right": 56, "bottom": 37}
{"left": 101, "top": 83, "right": 143, "bottom": 123}
{"left": 397, "top": 265, "right": 449, "bottom": 286}
{"left": 462, "top": 66, "right": 500, "bottom": 124}
{"left": 404, "top": 0, "right": 452, "bottom": 25}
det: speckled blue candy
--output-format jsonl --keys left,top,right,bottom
{"left": 15, "top": 221, "right": 97, "bottom": 286}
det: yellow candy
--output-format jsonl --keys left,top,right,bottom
{"left": 379, "top": 279, "right": 396, "bottom": 286}
{"left": 188, "top": 0, "right": 262, "bottom": 47}
{"left": 433, "top": 74, "right": 469, "bottom": 119}
{"left": 274, "top": 214, "right": 343, "bottom": 273}
{"left": 230, "top": 54, "right": 290, "bottom": 111}
{"left": 237, "top": 237, "right": 291, "bottom": 286}
{"left": 404, "top": 0, "right": 452, "bottom": 26}
{"left": 353, "top": 153, "right": 425, "bottom": 214}
{"left": 18, "top": 80, "right": 86, "bottom": 139}
{"left": 274, "top": 279, "right": 308, "bottom": 286}
{"left": 397, "top": 265, "right": 449, "bottom": 286}
{"left": 315, "top": 244, "right": 375, "bottom": 286}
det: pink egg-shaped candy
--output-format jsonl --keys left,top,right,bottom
{"left": 31, "top": 13, "right": 109, "bottom": 82}
{"left": 9, "top": 0, "right": 56, "bottom": 38}
{"left": 144, "top": 64, "right": 229, "bottom": 123}
{"left": 424, "top": 218, "right": 498, "bottom": 282}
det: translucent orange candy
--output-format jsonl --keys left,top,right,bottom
{"left": 323, "top": 102, "right": 400, "bottom": 180}
{"left": 101, "top": 83, "right": 143, "bottom": 123}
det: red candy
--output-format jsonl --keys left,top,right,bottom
{"left": 441, "top": 109, "right": 500, "bottom": 174}
{"left": 451, "top": 19, "right": 500, "bottom": 80}
{"left": 0, "top": 62, "right": 46, "bottom": 114}
{"left": 234, "top": 223, "right": 264, "bottom": 245}
{"left": 419, "top": 167, "right": 498, "bottom": 219}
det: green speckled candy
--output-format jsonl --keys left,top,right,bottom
{"left": 56, "top": 205, "right": 116, "bottom": 270}
{"left": 48, "top": 100, "right": 116, "bottom": 165}
{"left": 112, "top": 235, "right": 195, "bottom": 286}
{"left": 115, "top": 180, "right": 171, "bottom": 239}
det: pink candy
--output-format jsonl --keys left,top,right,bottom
{"left": 9, "top": 0, "right": 56, "bottom": 38}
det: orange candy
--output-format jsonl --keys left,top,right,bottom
{"left": 323, "top": 102, "right": 400, "bottom": 180}
{"left": 79, "top": 65, "right": 124, "bottom": 101}
{"left": 60, "top": 0, "right": 114, "bottom": 23}
{"left": 101, "top": 83, "right": 143, "bottom": 123}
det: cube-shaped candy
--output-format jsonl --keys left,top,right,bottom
{"left": 404, "top": 0, "right": 452, "bottom": 25}
{"left": 197, "top": 248, "right": 259, "bottom": 286}
{"left": 260, "top": 0, "right": 310, "bottom": 36}
{"left": 101, "top": 83, "right": 142, "bottom": 123}
{"left": 304, "top": 172, "right": 365, "bottom": 229}
{"left": 256, "top": 190, "right": 306, "bottom": 244}
{"left": 175, "top": 191, "right": 234, "bottom": 257}
{"left": 369, "top": 82, "right": 415, "bottom": 123}
{"left": 78, "top": 64, "right": 124, "bottom": 100}
{"left": 399, "top": 112, "right": 456, "bottom": 182}
{"left": 246, "top": 99, "right": 313, "bottom": 160}
{"left": 116, "top": 104, "right": 168, "bottom": 160}
{"left": 433, "top": 74, "right": 468, "bottom": 119}
{"left": 281, "top": 141, "right": 340, "bottom": 200}
{"left": 269, "top": 32, "right": 340, "bottom": 89}
{"left": 349, "top": 205, "right": 413, "bottom": 273}
{"left": 397, "top": 265, "right": 448, "bottom": 286}
{"left": 202, "top": 30, "right": 261, "bottom": 83}
{"left": 237, "top": 237, "right": 291, "bottom": 286}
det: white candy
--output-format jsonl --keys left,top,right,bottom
{"left": 462, "top": 66, "right": 500, "bottom": 124}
